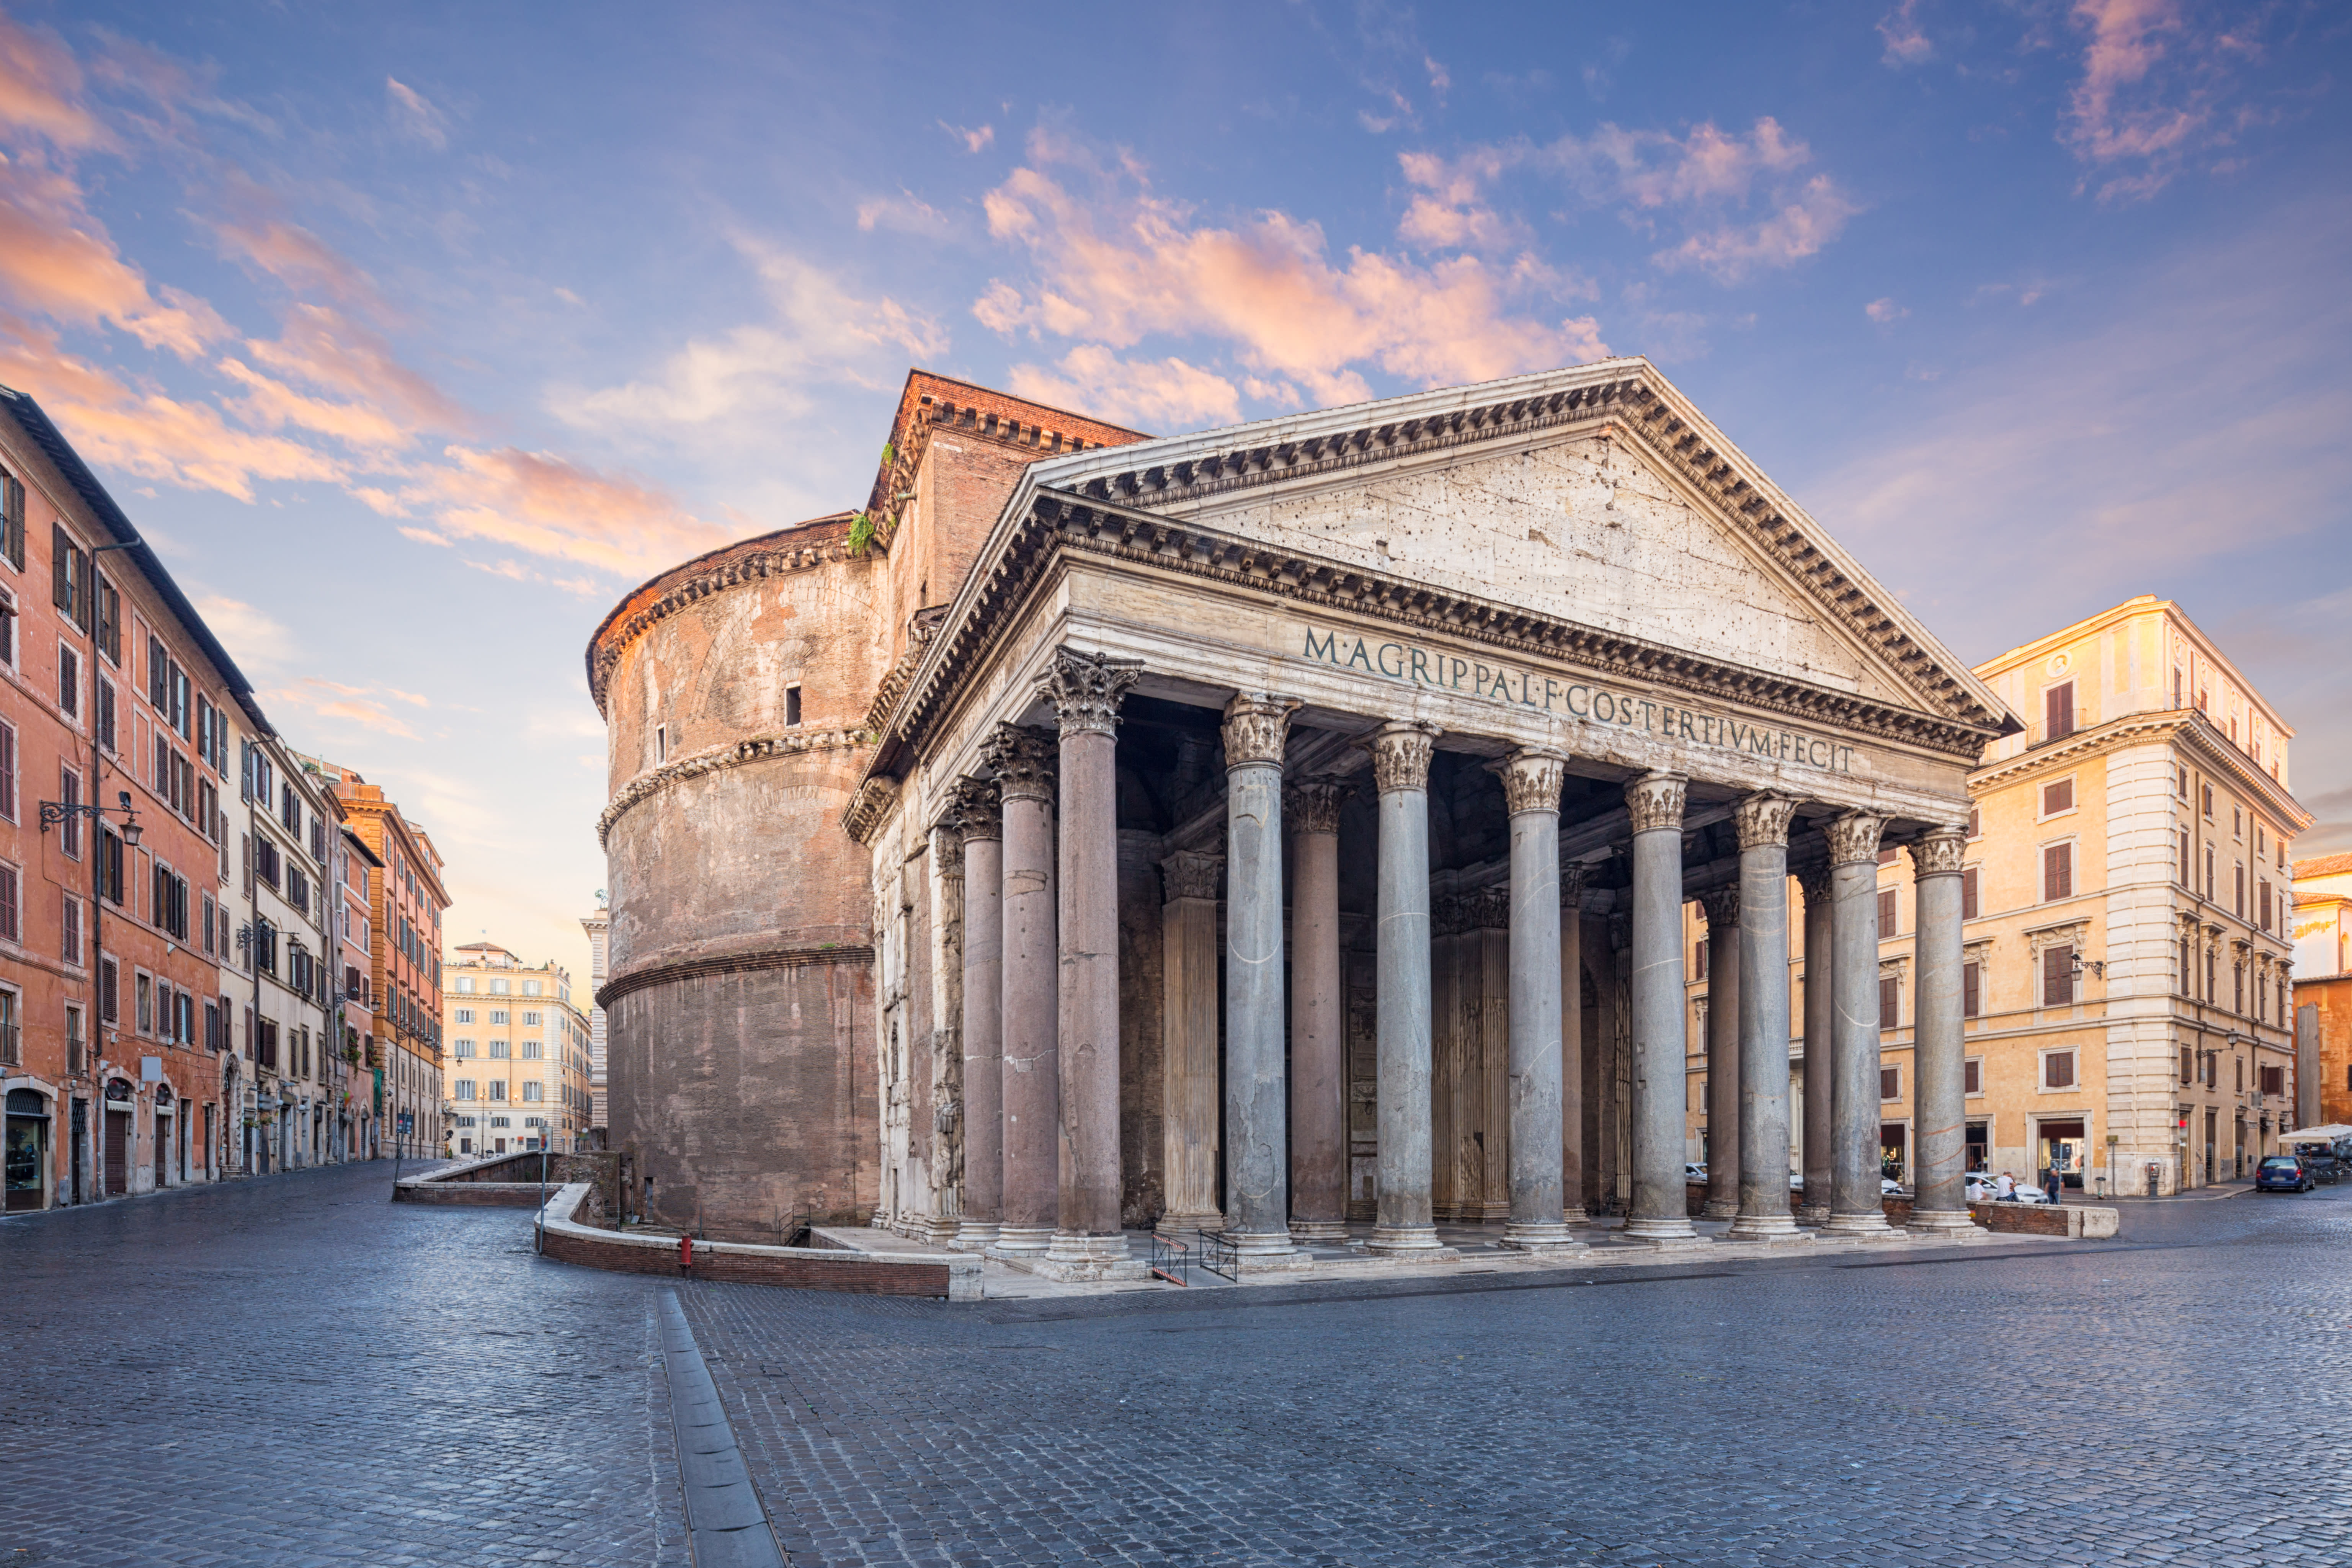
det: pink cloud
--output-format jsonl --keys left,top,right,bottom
{"left": 246, "top": 304, "right": 470, "bottom": 434}
{"left": 1655, "top": 176, "right": 1863, "bottom": 282}
{"left": 976, "top": 156, "right": 1607, "bottom": 396}
{"left": 0, "top": 155, "right": 226, "bottom": 356}
{"left": 1008, "top": 345, "right": 1241, "bottom": 431}
{"left": 2060, "top": 0, "right": 2264, "bottom": 202}
{"left": 0, "top": 14, "right": 109, "bottom": 149}
{"left": 1877, "top": 0, "right": 1934, "bottom": 66}
{"left": 397, "top": 446, "right": 728, "bottom": 578}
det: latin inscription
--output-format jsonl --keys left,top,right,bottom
{"left": 1299, "top": 625, "right": 1859, "bottom": 774}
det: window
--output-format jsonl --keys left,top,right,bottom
{"left": 2044, "top": 681, "right": 2074, "bottom": 742}
{"left": 455, "top": 1008, "right": 474, "bottom": 1024}
{"left": 2178, "top": 829, "right": 2190, "bottom": 889}
{"left": 2233, "top": 806, "right": 2243, "bottom": 840}
{"left": 785, "top": 684, "right": 802, "bottom": 727}
{"left": 487, "top": 1081, "right": 508, "bottom": 1101}
{"left": 136, "top": 972, "right": 153, "bottom": 1034}
{"left": 99, "top": 956, "right": 117, "bottom": 1023}
{"left": 2202, "top": 782, "right": 2213, "bottom": 819}
{"left": 2042, "top": 1050, "right": 2077, "bottom": 1090}
{"left": 62, "top": 893, "right": 80, "bottom": 964}
{"left": 2042, "top": 944, "right": 2073, "bottom": 1007}
{"left": 454, "top": 1080, "right": 476, "bottom": 1100}
{"left": 1966, "top": 807, "right": 1981, "bottom": 839}
{"left": 51, "top": 523, "right": 90, "bottom": 629}
{"left": 456, "top": 976, "right": 474, "bottom": 994}
{"left": 2258, "top": 880, "right": 2272, "bottom": 931}
{"left": 2234, "top": 865, "right": 2245, "bottom": 918}
{"left": 1694, "top": 940, "right": 1708, "bottom": 981}
{"left": 2176, "top": 763, "right": 2188, "bottom": 799}
{"left": 2203, "top": 844, "right": 2215, "bottom": 900}
{"left": 1962, "top": 960, "right": 1981, "bottom": 1019}
{"left": 1880, "top": 1066, "right": 1900, "bottom": 1101}
{"left": 57, "top": 642, "right": 77, "bottom": 717}
{"left": 489, "top": 1040, "right": 510, "bottom": 1059}
{"left": 96, "top": 678, "right": 114, "bottom": 753}
{"left": 2042, "top": 842, "right": 2073, "bottom": 902}
{"left": 522, "top": 1082, "right": 543, "bottom": 1102}
{"left": 0, "top": 860, "right": 16, "bottom": 943}
{"left": 1961, "top": 867, "right": 1978, "bottom": 921}
{"left": 489, "top": 1009, "right": 509, "bottom": 1024}
{"left": 454, "top": 1039, "right": 475, "bottom": 1058}
{"left": 0, "top": 722, "right": 14, "bottom": 822}
{"left": 2041, "top": 777, "right": 2074, "bottom": 816}
{"left": 0, "top": 585, "right": 11, "bottom": 667}
{"left": 254, "top": 835, "right": 280, "bottom": 889}
{"left": 2261, "top": 1064, "right": 2284, "bottom": 1098}
{"left": 1877, "top": 846, "right": 1898, "bottom": 866}
{"left": 0, "top": 464, "right": 21, "bottom": 568}
{"left": 522, "top": 1040, "right": 542, "bottom": 1060}
{"left": 99, "top": 829, "right": 123, "bottom": 904}
{"left": 655, "top": 724, "right": 667, "bottom": 764}
{"left": 1877, "top": 888, "right": 1897, "bottom": 939}
{"left": 490, "top": 979, "right": 510, "bottom": 996}
{"left": 150, "top": 865, "right": 188, "bottom": 940}
{"left": 522, "top": 1009, "right": 541, "bottom": 1024}
{"left": 2182, "top": 1045, "right": 2195, "bottom": 1085}
{"left": 1878, "top": 974, "right": 1898, "bottom": 1030}
{"left": 1964, "top": 1057, "right": 1983, "bottom": 1096}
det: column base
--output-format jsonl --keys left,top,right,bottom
{"left": 1794, "top": 1203, "right": 1831, "bottom": 1227}
{"left": 1822, "top": 1210, "right": 1902, "bottom": 1238}
{"left": 915, "top": 1216, "right": 962, "bottom": 1245}
{"left": 1476, "top": 1201, "right": 1512, "bottom": 1223}
{"left": 1000, "top": 1252, "right": 1151, "bottom": 1283}
{"left": 1228, "top": 1227, "right": 1300, "bottom": 1258}
{"left": 1368, "top": 1225, "right": 1447, "bottom": 1253}
{"left": 1154, "top": 1209, "right": 1223, "bottom": 1238}
{"left": 1046, "top": 1229, "right": 1130, "bottom": 1263}
{"left": 1561, "top": 1205, "right": 1591, "bottom": 1226}
{"left": 950, "top": 1220, "right": 1000, "bottom": 1251}
{"left": 1500, "top": 1222, "right": 1585, "bottom": 1255}
{"left": 1620, "top": 1216, "right": 1701, "bottom": 1243}
{"left": 1904, "top": 1209, "right": 1981, "bottom": 1239}
{"left": 1289, "top": 1217, "right": 1349, "bottom": 1241}
{"left": 1723, "top": 1213, "right": 1809, "bottom": 1243}
{"left": 987, "top": 1223, "right": 1054, "bottom": 1256}
{"left": 1701, "top": 1197, "right": 1739, "bottom": 1219}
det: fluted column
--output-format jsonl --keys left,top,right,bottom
{"left": 1287, "top": 779, "right": 1348, "bottom": 1240}
{"left": 1499, "top": 750, "right": 1579, "bottom": 1254}
{"left": 1471, "top": 887, "right": 1511, "bottom": 1222}
{"left": 1370, "top": 721, "right": 1444, "bottom": 1253}
{"left": 1559, "top": 862, "right": 1588, "bottom": 1224}
{"left": 1825, "top": 812, "right": 1895, "bottom": 1235}
{"left": 987, "top": 724, "right": 1058, "bottom": 1254}
{"left": 1158, "top": 850, "right": 1223, "bottom": 1235}
{"left": 1042, "top": 650, "right": 1141, "bottom": 1263}
{"left": 953, "top": 778, "right": 1004, "bottom": 1251}
{"left": 1728, "top": 794, "right": 1801, "bottom": 1241}
{"left": 1223, "top": 693, "right": 1301, "bottom": 1258}
{"left": 1796, "top": 862, "right": 1834, "bottom": 1226}
{"left": 1700, "top": 887, "right": 1741, "bottom": 1220}
{"left": 1908, "top": 828, "right": 1973, "bottom": 1235}
{"left": 1624, "top": 772, "right": 1699, "bottom": 1243}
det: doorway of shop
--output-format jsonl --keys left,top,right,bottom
{"left": 5, "top": 1088, "right": 50, "bottom": 1212}
{"left": 2039, "top": 1118, "right": 2087, "bottom": 1192}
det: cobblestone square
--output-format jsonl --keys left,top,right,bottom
{"left": 3, "top": 1164, "right": 2348, "bottom": 1566}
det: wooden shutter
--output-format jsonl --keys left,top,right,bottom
{"left": 1877, "top": 888, "right": 1897, "bottom": 938}
{"left": 2042, "top": 943, "right": 2072, "bottom": 1006}
{"left": 1962, "top": 960, "right": 1980, "bottom": 1018}
{"left": 1878, "top": 975, "right": 1898, "bottom": 1029}
{"left": 1964, "top": 1058, "right": 1981, "bottom": 1096}
{"left": 1880, "top": 1066, "right": 1899, "bottom": 1101}
{"left": 2181, "top": 1046, "right": 2194, "bottom": 1083}
{"left": 1961, "top": 867, "right": 1979, "bottom": 921}
{"left": 2042, "top": 778, "right": 2073, "bottom": 814}
{"left": 2045, "top": 1051, "right": 2075, "bottom": 1089}
{"left": 2043, "top": 843, "right": 2072, "bottom": 901}
{"left": 52, "top": 523, "right": 70, "bottom": 609}
{"left": 2045, "top": 681, "right": 2074, "bottom": 740}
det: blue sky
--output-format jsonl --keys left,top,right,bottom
{"left": 4, "top": 0, "right": 2347, "bottom": 977}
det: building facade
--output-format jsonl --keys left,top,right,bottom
{"left": 599, "top": 361, "right": 2032, "bottom": 1267}
{"left": 309, "top": 761, "right": 447, "bottom": 1158}
{"left": 2294, "top": 853, "right": 2352, "bottom": 1128}
{"left": 330, "top": 816, "right": 382, "bottom": 1158}
{"left": 229, "top": 736, "right": 338, "bottom": 1173}
{"left": 442, "top": 942, "right": 592, "bottom": 1154}
{"left": 581, "top": 898, "right": 608, "bottom": 1135}
{"left": 1, "top": 386, "right": 271, "bottom": 1209}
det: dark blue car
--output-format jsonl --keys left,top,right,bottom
{"left": 2257, "top": 1155, "right": 2314, "bottom": 1193}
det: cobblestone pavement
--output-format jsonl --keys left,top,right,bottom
{"left": 6, "top": 1166, "right": 2351, "bottom": 1567}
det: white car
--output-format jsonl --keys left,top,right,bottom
{"left": 1685, "top": 1162, "right": 1707, "bottom": 1181}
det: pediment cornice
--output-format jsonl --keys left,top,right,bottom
{"left": 870, "top": 488, "right": 2002, "bottom": 770}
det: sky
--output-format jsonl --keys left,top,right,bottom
{"left": 2, "top": 0, "right": 2347, "bottom": 982}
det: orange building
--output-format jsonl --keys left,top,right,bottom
{"left": 1, "top": 386, "right": 265, "bottom": 1208}
{"left": 302, "top": 758, "right": 448, "bottom": 1158}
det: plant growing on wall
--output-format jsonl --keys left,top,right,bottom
{"left": 847, "top": 510, "right": 876, "bottom": 554}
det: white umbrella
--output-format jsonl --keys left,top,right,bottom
{"left": 2279, "top": 1125, "right": 2352, "bottom": 1143}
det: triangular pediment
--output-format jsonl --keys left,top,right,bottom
{"left": 1013, "top": 359, "right": 2011, "bottom": 737}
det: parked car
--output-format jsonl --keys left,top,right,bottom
{"left": 2294, "top": 1149, "right": 2343, "bottom": 1184}
{"left": 1685, "top": 1163, "right": 1707, "bottom": 1181}
{"left": 2257, "top": 1156, "right": 2314, "bottom": 1193}
{"left": 1963, "top": 1174, "right": 1996, "bottom": 1203}
{"left": 1881, "top": 1176, "right": 1906, "bottom": 1196}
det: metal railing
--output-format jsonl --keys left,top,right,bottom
{"left": 1196, "top": 1230, "right": 1239, "bottom": 1283}
{"left": 1148, "top": 1232, "right": 1190, "bottom": 1287}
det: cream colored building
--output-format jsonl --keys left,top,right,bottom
{"left": 441, "top": 943, "right": 593, "bottom": 1155}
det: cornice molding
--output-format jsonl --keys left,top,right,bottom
{"left": 596, "top": 943, "right": 875, "bottom": 1011}
{"left": 586, "top": 531, "right": 861, "bottom": 716}
{"left": 844, "top": 778, "right": 898, "bottom": 845}
{"left": 597, "top": 728, "right": 867, "bottom": 847}
{"left": 1970, "top": 708, "right": 2312, "bottom": 830}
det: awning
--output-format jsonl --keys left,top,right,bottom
{"left": 2280, "top": 1124, "right": 2352, "bottom": 1143}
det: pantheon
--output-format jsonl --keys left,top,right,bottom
{"left": 587, "top": 358, "right": 2018, "bottom": 1273}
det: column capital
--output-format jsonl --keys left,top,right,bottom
{"left": 945, "top": 776, "right": 1002, "bottom": 843}
{"left": 1369, "top": 721, "right": 1440, "bottom": 794}
{"left": 1733, "top": 793, "right": 1797, "bottom": 851}
{"left": 1040, "top": 648, "right": 1142, "bottom": 738}
{"left": 1431, "top": 891, "right": 1468, "bottom": 938}
{"left": 1700, "top": 886, "right": 1740, "bottom": 929}
{"left": 1795, "top": 862, "right": 1836, "bottom": 904}
{"left": 1560, "top": 859, "right": 1589, "bottom": 907}
{"left": 1284, "top": 777, "right": 1348, "bottom": 835}
{"left": 1624, "top": 772, "right": 1687, "bottom": 835}
{"left": 1906, "top": 828, "right": 1968, "bottom": 878}
{"left": 1824, "top": 811, "right": 1886, "bottom": 866}
{"left": 1496, "top": 748, "right": 1567, "bottom": 816}
{"left": 1159, "top": 849, "right": 1224, "bottom": 903}
{"left": 982, "top": 723, "right": 1056, "bottom": 805}
{"left": 1462, "top": 885, "right": 1511, "bottom": 931}
{"left": 1222, "top": 693, "right": 1302, "bottom": 768}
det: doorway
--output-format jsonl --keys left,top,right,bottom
{"left": 1965, "top": 1120, "right": 1989, "bottom": 1174}
{"left": 154, "top": 1106, "right": 172, "bottom": 1189}
{"left": 2038, "top": 1118, "right": 2087, "bottom": 1189}
{"left": 1879, "top": 1124, "right": 1909, "bottom": 1186}
{"left": 5, "top": 1088, "right": 49, "bottom": 1212}
{"left": 103, "top": 1107, "right": 130, "bottom": 1196}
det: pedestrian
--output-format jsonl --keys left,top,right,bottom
{"left": 2043, "top": 1165, "right": 2063, "bottom": 1205}
{"left": 1995, "top": 1170, "right": 2016, "bottom": 1201}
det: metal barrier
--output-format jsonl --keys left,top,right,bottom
{"left": 1149, "top": 1232, "right": 1190, "bottom": 1287}
{"left": 1196, "top": 1230, "right": 1239, "bottom": 1283}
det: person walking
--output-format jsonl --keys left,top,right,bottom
{"left": 2043, "top": 1165, "right": 2063, "bottom": 1205}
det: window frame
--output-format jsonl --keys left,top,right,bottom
{"left": 2039, "top": 1047, "right": 2079, "bottom": 1093}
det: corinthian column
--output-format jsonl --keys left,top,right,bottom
{"left": 1499, "top": 749, "right": 1579, "bottom": 1254}
{"left": 952, "top": 777, "right": 1004, "bottom": 1251}
{"left": 1700, "top": 886, "right": 1741, "bottom": 1220}
{"left": 1287, "top": 778, "right": 1349, "bottom": 1240}
{"left": 1727, "top": 794, "right": 1801, "bottom": 1241}
{"left": 1370, "top": 721, "right": 1445, "bottom": 1253}
{"left": 1223, "top": 693, "right": 1302, "bottom": 1260}
{"left": 1824, "top": 811, "right": 1895, "bottom": 1236}
{"left": 1908, "top": 828, "right": 1974, "bottom": 1236}
{"left": 1560, "top": 861, "right": 1589, "bottom": 1224}
{"left": 1624, "top": 771, "right": 1699, "bottom": 1243}
{"left": 1797, "top": 862, "right": 1834, "bottom": 1226}
{"left": 1158, "top": 849, "right": 1223, "bottom": 1236}
{"left": 1040, "top": 650, "right": 1142, "bottom": 1264}
{"left": 985, "top": 723, "right": 1057, "bottom": 1255}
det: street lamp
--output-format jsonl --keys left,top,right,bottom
{"left": 2070, "top": 952, "right": 2106, "bottom": 982}
{"left": 39, "top": 787, "right": 141, "bottom": 846}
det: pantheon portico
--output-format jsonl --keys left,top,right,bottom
{"left": 835, "top": 359, "right": 2018, "bottom": 1276}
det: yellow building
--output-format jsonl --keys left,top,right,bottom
{"left": 1684, "top": 596, "right": 2308, "bottom": 1199}
{"left": 440, "top": 943, "right": 594, "bottom": 1155}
